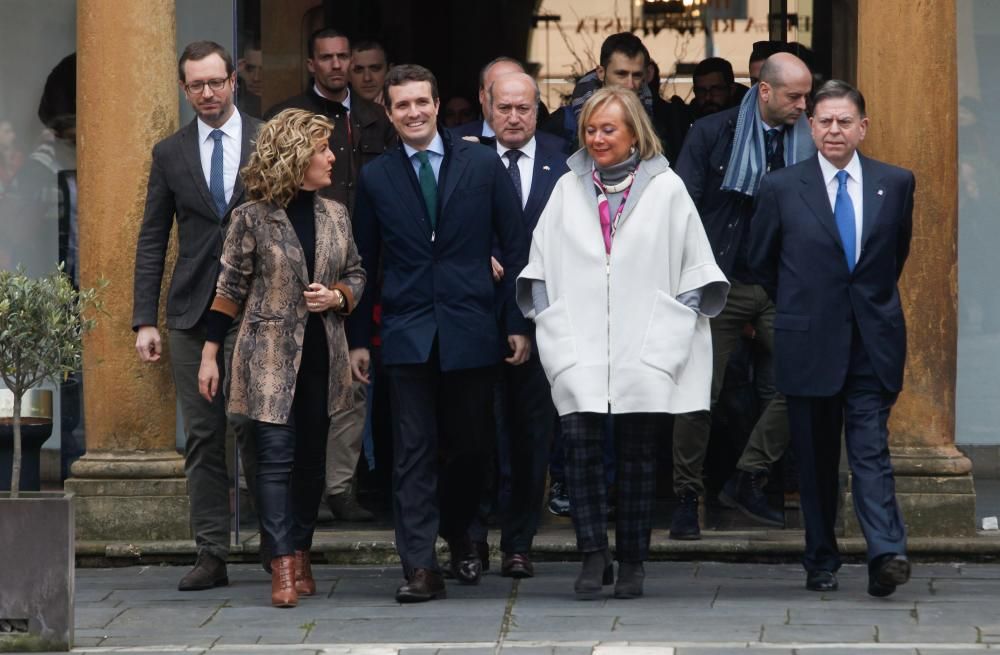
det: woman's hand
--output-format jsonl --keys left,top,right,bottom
{"left": 198, "top": 343, "right": 221, "bottom": 402}
{"left": 304, "top": 282, "right": 343, "bottom": 313}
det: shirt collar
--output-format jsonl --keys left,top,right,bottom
{"left": 818, "top": 150, "right": 862, "bottom": 185}
{"left": 198, "top": 109, "right": 242, "bottom": 143}
{"left": 497, "top": 136, "right": 536, "bottom": 160}
{"left": 403, "top": 131, "right": 445, "bottom": 160}
{"left": 758, "top": 116, "right": 783, "bottom": 133}
{"left": 313, "top": 84, "right": 351, "bottom": 110}
{"left": 481, "top": 120, "right": 495, "bottom": 138}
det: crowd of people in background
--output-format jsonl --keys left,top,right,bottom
{"left": 132, "top": 27, "right": 915, "bottom": 609}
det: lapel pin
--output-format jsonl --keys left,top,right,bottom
{"left": 877, "top": 189, "right": 884, "bottom": 196}
{"left": 543, "top": 165, "right": 551, "bottom": 171}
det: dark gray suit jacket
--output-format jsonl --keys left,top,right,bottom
{"left": 132, "top": 112, "right": 262, "bottom": 331}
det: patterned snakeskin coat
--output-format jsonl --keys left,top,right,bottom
{"left": 212, "top": 196, "right": 365, "bottom": 424}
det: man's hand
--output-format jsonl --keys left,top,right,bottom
{"left": 135, "top": 325, "right": 162, "bottom": 362}
{"left": 350, "top": 347, "right": 371, "bottom": 384}
{"left": 491, "top": 256, "right": 505, "bottom": 282}
{"left": 505, "top": 334, "right": 531, "bottom": 365}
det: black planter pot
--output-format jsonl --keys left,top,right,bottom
{"left": 0, "top": 420, "right": 53, "bottom": 492}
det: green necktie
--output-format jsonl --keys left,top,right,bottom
{"left": 415, "top": 150, "right": 438, "bottom": 229}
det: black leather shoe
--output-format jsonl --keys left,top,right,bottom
{"left": 501, "top": 552, "right": 534, "bottom": 578}
{"left": 868, "top": 554, "right": 911, "bottom": 598}
{"left": 178, "top": 552, "right": 229, "bottom": 591}
{"left": 575, "top": 548, "right": 614, "bottom": 598}
{"left": 614, "top": 561, "right": 645, "bottom": 599}
{"left": 669, "top": 490, "right": 701, "bottom": 540}
{"left": 719, "top": 470, "right": 785, "bottom": 527}
{"left": 548, "top": 481, "right": 571, "bottom": 517}
{"left": 474, "top": 540, "right": 491, "bottom": 572}
{"left": 395, "top": 568, "right": 446, "bottom": 603}
{"left": 805, "top": 570, "right": 839, "bottom": 592}
{"left": 446, "top": 537, "right": 482, "bottom": 585}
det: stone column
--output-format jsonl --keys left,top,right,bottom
{"left": 65, "top": 0, "right": 191, "bottom": 541}
{"left": 845, "top": 0, "right": 975, "bottom": 537}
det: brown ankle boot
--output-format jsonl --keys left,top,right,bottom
{"left": 294, "top": 550, "right": 316, "bottom": 596}
{"left": 270, "top": 555, "right": 298, "bottom": 608}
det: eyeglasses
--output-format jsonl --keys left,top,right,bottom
{"left": 184, "top": 78, "right": 230, "bottom": 94}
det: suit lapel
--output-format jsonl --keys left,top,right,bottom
{"left": 265, "top": 208, "right": 310, "bottom": 288}
{"left": 523, "top": 153, "right": 556, "bottom": 225}
{"left": 798, "top": 156, "right": 845, "bottom": 253}
{"left": 313, "top": 196, "right": 334, "bottom": 286}
{"left": 386, "top": 145, "right": 433, "bottom": 238}
{"left": 859, "top": 154, "right": 885, "bottom": 253}
{"left": 180, "top": 119, "right": 220, "bottom": 220}
{"left": 440, "top": 139, "right": 469, "bottom": 218}
{"left": 226, "top": 113, "right": 257, "bottom": 214}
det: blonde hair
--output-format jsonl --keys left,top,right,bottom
{"left": 242, "top": 108, "right": 334, "bottom": 207}
{"left": 576, "top": 87, "right": 663, "bottom": 161}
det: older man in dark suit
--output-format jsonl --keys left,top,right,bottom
{"left": 462, "top": 71, "right": 569, "bottom": 579}
{"left": 132, "top": 41, "right": 261, "bottom": 591}
{"left": 347, "top": 64, "right": 530, "bottom": 603}
{"left": 750, "top": 79, "right": 914, "bottom": 596}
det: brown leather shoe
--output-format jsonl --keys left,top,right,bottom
{"left": 501, "top": 552, "right": 534, "bottom": 579}
{"left": 395, "top": 568, "right": 446, "bottom": 603}
{"left": 177, "top": 552, "right": 229, "bottom": 591}
{"left": 271, "top": 555, "right": 298, "bottom": 608}
{"left": 293, "top": 550, "right": 316, "bottom": 596}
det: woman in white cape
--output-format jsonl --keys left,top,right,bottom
{"left": 516, "top": 87, "right": 728, "bottom": 599}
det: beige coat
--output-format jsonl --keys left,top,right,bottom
{"left": 213, "top": 196, "right": 365, "bottom": 424}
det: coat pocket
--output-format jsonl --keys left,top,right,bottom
{"left": 639, "top": 290, "right": 698, "bottom": 380}
{"left": 534, "top": 298, "right": 578, "bottom": 383}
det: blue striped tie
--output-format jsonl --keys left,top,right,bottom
{"left": 834, "top": 170, "right": 856, "bottom": 272}
{"left": 209, "top": 129, "right": 227, "bottom": 216}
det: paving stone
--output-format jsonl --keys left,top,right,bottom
{"left": 918, "top": 602, "right": 1000, "bottom": 626}
{"left": 877, "top": 624, "right": 980, "bottom": 643}
{"left": 398, "top": 649, "right": 440, "bottom": 655}
{"left": 610, "top": 624, "right": 763, "bottom": 642}
{"left": 496, "top": 647, "right": 554, "bottom": 655}
{"left": 97, "top": 635, "right": 219, "bottom": 647}
{"left": 550, "top": 648, "right": 594, "bottom": 655}
{"left": 916, "top": 650, "right": 991, "bottom": 655}
{"left": 509, "top": 615, "right": 616, "bottom": 634}
{"left": 75, "top": 605, "right": 127, "bottom": 629}
{"left": 675, "top": 649, "right": 793, "bottom": 655}
{"left": 305, "top": 618, "right": 503, "bottom": 643}
{"left": 761, "top": 624, "right": 876, "bottom": 643}
{"left": 789, "top": 608, "right": 916, "bottom": 625}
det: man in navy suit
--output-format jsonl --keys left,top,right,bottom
{"left": 750, "top": 80, "right": 914, "bottom": 596}
{"left": 347, "top": 64, "right": 531, "bottom": 603}
{"left": 450, "top": 56, "right": 566, "bottom": 154}
{"left": 464, "top": 72, "right": 569, "bottom": 579}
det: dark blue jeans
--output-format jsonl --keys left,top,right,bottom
{"left": 254, "top": 352, "right": 329, "bottom": 559}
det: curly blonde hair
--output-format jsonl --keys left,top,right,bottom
{"left": 242, "top": 108, "right": 334, "bottom": 207}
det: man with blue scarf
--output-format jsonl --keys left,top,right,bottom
{"left": 669, "top": 52, "right": 815, "bottom": 539}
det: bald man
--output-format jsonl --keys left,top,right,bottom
{"left": 669, "top": 53, "right": 816, "bottom": 540}
{"left": 451, "top": 57, "right": 565, "bottom": 153}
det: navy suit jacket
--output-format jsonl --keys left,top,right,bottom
{"left": 347, "top": 130, "right": 530, "bottom": 371}
{"left": 749, "top": 153, "right": 914, "bottom": 396}
{"left": 450, "top": 119, "right": 569, "bottom": 156}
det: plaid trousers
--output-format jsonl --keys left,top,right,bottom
{"left": 561, "top": 411, "right": 666, "bottom": 562}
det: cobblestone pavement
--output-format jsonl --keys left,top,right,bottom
{"left": 53, "top": 561, "right": 1000, "bottom": 654}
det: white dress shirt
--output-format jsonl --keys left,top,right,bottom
{"left": 480, "top": 120, "right": 496, "bottom": 138}
{"left": 818, "top": 151, "right": 864, "bottom": 264}
{"left": 197, "top": 110, "right": 242, "bottom": 206}
{"left": 497, "top": 136, "right": 536, "bottom": 209}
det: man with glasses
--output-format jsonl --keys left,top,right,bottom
{"left": 132, "top": 40, "right": 261, "bottom": 591}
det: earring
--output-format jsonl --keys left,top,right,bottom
{"left": 629, "top": 145, "right": 637, "bottom": 155}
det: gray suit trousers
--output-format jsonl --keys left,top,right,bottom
{"left": 169, "top": 322, "right": 256, "bottom": 560}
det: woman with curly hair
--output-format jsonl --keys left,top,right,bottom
{"left": 197, "top": 108, "right": 365, "bottom": 608}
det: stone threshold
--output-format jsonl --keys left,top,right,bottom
{"left": 76, "top": 528, "right": 1000, "bottom": 567}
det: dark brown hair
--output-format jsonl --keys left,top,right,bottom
{"left": 178, "top": 41, "right": 234, "bottom": 82}
{"left": 383, "top": 64, "right": 439, "bottom": 108}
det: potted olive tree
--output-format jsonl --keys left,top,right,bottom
{"left": 0, "top": 265, "right": 102, "bottom": 652}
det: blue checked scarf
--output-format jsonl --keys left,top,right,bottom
{"left": 720, "top": 84, "right": 815, "bottom": 196}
